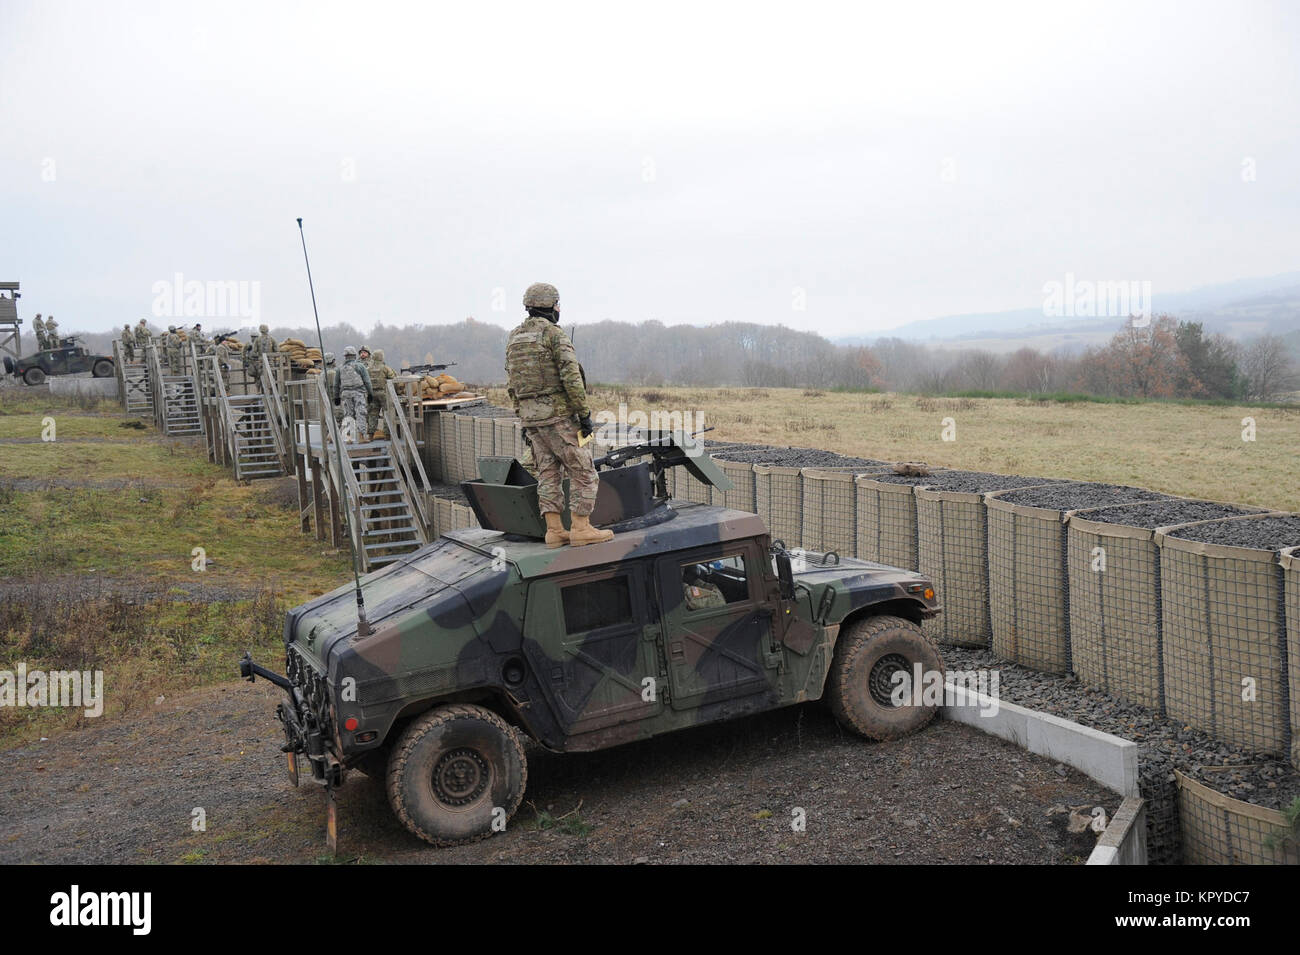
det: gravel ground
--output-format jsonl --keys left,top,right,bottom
{"left": 867, "top": 470, "right": 1061, "bottom": 492}
{"left": 994, "top": 482, "right": 1174, "bottom": 511}
{"left": 710, "top": 446, "right": 888, "bottom": 468}
{"left": 1163, "top": 514, "right": 1300, "bottom": 554}
{"left": 428, "top": 482, "right": 469, "bottom": 503}
{"left": 940, "top": 645, "right": 1300, "bottom": 863}
{"left": 1075, "top": 500, "right": 1265, "bottom": 528}
{"left": 0, "top": 681, "right": 1117, "bottom": 864}
{"left": 457, "top": 403, "right": 515, "bottom": 418}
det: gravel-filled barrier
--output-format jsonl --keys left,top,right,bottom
{"left": 717, "top": 457, "right": 759, "bottom": 512}
{"left": 494, "top": 417, "right": 522, "bottom": 461}
{"left": 750, "top": 453, "right": 890, "bottom": 549}
{"left": 1177, "top": 771, "right": 1300, "bottom": 864}
{"left": 433, "top": 496, "right": 479, "bottom": 537}
{"left": 1156, "top": 514, "right": 1300, "bottom": 759}
{"left": 941, "top": 644, "right": 1300, "bottom": 864}
{"left": 473, "top": 416, "right": 496, "bottom": 462}
{"left": 912, "top": 472, "right": 1063, "bottom": 647}
{"left": 986, "top": 483, "right": 1175, "bottom": 675}
{"left": 854, "top": 471, "right": 944, "bottom": 572}
{"left": 1068, "top": 500, "right": 1271, "bottom": 712}
{"left": 800, "top": 466, "right": 892, "bottom": 556}
{"left": 1282, "top": 546, "right": 1300, "bottom": 768}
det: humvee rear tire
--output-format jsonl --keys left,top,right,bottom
{"left": 825, "top": 614, "right": 945, "bottom": 741}
{"left": 93, "top": 359, "right": 113, "bottom": 378}
{"left": 23, "top": 367, "right": 45, "bottom": 386}
{"left": 386, "top": 703, "right": 527, "bottom": 846}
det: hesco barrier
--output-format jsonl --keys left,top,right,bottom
{"left": 1156, "top": 515, "right": 1291, "bottom": 758}
{"left": 1280, "top": 546, "right": 1300, "bottom": 767}
{"left": 420, "top": 413, "right": 444, "bottom": 482}
{"left": 855, "top": 474, "right": 942, "bottom": 572}
{"left": 986, "top": 487, "right": 1080, "bottom": 674}
{"left": 433, "top": 497, "right": 478, "bottom": 537}
{"left": 1067, "top": 506, "right": 1168, "bottom": 711}
{"left": 717, "top": 458, "right": 758, "bottom": 512}
{"left": 1176, "top": 771, "right": 1300, "bottom": 864}
{"left": 455, "top": 414, "right": 477, "bottom": 483}
{"left": 494, "top": 418, "right": 521, "bottom": 461}
{"left": 755, "top": 465, "right": 804, "bottom": 548}
{"left": 473, "top": 417, "right": 496, "bottom": 463}
{"left": 439, "top": 414, "right": 459, "bottom": 486}
{"left": 915, "top": 486, "right": 996, "bottom": 647}
{"left": 800, "top": 468, "right": 887, "bottom": 557}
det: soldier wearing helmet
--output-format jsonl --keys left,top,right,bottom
{"left": 134, "top": 318, "right": 152, "bottom": 354}
{"left": 504, "top": 282, "right": 612, "bottom": 548}
{"left": 324, "top": 352, "right": 343, "bottom": 425}
{"left": 165, "top": 325, "right": 182, "bottom": 375}
{"left": 334, "top": 345, "right": 373, "bottom": 442}
{"left": 248, "top": 323, "right": 277, "bottom": 393}
{"left": 365, "top": 347, "right": 396, "bottom": 437}
{"left": 121, "top": 324, "right": 135, "bottom": 363}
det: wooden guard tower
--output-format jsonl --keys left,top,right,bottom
{"left": 0, "top": 282, "right": 20, "bottom": 361}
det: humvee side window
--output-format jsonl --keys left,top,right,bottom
{"left": 561, "top": 575, "right": 634, "bottom": 633}
{"left": 680, "top": 554, "right": 750, "bottom": 611}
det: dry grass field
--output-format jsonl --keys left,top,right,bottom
{"left": 489, "top": 386, "right": 1300, "bottom": 513}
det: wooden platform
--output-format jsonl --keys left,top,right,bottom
{"left": 419, "top": 394, "right": 485, "bottom": 410}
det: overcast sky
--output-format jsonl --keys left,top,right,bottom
{"left": 2, "top": 0, "right": 1297, "bottom": 338}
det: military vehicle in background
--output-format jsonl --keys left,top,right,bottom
{"left": 5, "top": 337, "right": 115, "bottom": 385}
{"left": 241, "top": 433, "right": 944, "bottom": 846}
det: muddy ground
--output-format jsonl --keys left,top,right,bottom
{"left": 0, "top": 681, "right": 1115, "bottom": 865}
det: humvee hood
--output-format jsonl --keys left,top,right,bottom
{"left": 285, "top": 538, "right": 497, "bottom": 672}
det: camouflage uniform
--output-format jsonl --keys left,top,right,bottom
{"left": 165, "top": 327, "right": 182, "bottom": 375}
{"left": 120, "top": 325, "right": 135, "bottom": 362}
{"left": 324, "top": 353, "right": 343, "bottom": 425}
{"left": 334, "top": 347, "right": 372, "bottom": 441}
{"left": 504, "top": 284, "right": 606, "bottom": 541}
{"left": 45, "top": 317, "right": 59, "bottom": 348}
{"left": 248, "top": 324, "right": 277, "bottom": 391}
{"left": 366, "top": 349, "right": 396, "bottom": 436}
{"left": 683, "top": 580, "right": 727, "bottom": 611}
{"left": 32, "top": 315, "right": 46, "bottom": 351}
{"left": 213, "top": 337, "right": 232, "bottom": 389}
{"left": 134, "top": 320, "right": 152, "bottom": 356}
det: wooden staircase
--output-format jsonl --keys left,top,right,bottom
{"left": 161, "top": 375, "right": 203, "bottom": 435}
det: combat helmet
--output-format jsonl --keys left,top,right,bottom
{"left": 259, "top": 324, "right": 269, "bottom": 334}
{"left": 343, "top": 345, "right": 357, "bottom": 359}
{"left": 522, "top": 282, "right": 559, "bottom": 309}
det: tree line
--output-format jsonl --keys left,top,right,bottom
{"left": 63, "top": 314, "right": 1299, "bottom": 401}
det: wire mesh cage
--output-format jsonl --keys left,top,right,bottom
{"left": 493, "top": 418, "right": 517, "bottom": 463}
{"left": 439, "top": 413, "right": 459, "bottom": 486}
{"left": 755, "top": 465, "right": 804, "bottom": 549}
{"left": 473, "top": 416, "right": 496, "bottom": 462}
{"left": 456, "top": 414, "right": 478, "bottom": 483}
{"left": 1176, "top": 771, "right": 1300, "bottom": 864}
{"left": 1157, "top": 515, "right": 1294, "bottom": 758}
{"left": 916, "top": 487, "right": 996, "bottom": 647}
{"left": 854, "top": 473, "right": 941, "bottom": 572}
{"left": 1279, "top": 546, "right": 1300, "bottom": 768}
{"left": 1068, "top": 509, "right": 1167, "bottom": 710}
{"left": 986, "top": 488, "right": 1079, "bottom": 673}
{"left": 800, "top": 468, "right": 884, "bottom": 557}
{"left": 717, "top": 459, "right": 758, "bottom": 512}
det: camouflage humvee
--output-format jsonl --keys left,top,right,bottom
{"left": 242, "top": 434, "right": 944, "bottom": 846}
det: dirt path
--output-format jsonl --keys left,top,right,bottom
{"left": 0, "top": 681, "right": 1115, "bottom": 864}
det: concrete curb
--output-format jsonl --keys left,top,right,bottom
{"left": 940, "top": 679, "right": 1140, "bottom": 798}
{"left": 1085, "top": 796, "right": 1148, "bottom": 865}
{"left": 49, "top": 376, "right": 118, "bottom": 397}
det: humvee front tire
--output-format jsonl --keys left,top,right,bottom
{"left": 825, "top": 614, "right": 944, "bottom": 741}
{"left": 23, "top": 367, "right": 45, "bottom": 386}
{"left": 386, "top": 703, "right": 527, "bottom": 846}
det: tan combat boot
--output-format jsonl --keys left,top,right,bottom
{"left": 543, "top": 512, "right": 569, "bottom": 549}
{"left": 568, "top": 513, "right": 613, "bottom": 546}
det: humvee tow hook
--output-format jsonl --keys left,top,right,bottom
{"left": 239, "top": 652, "right": 294, "bottom": 692}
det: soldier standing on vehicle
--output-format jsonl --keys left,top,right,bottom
{"left": 334, "top": 345, "right": 372, "bottom": 442}
{"left": 366, "top": 348, "right": 396, "bottom": 436}
{"left": 45, "top": 316, "right": 59, "bottom": 348}
{"left": 32, "top": 314, "right": 46, "bottom": 351}
{"left": 505, "top": 282, "right": 612, "bottom": 548}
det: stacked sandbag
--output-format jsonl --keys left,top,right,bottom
{"left": 224, "top": 338, "right": 245, "bottom": 352}
{"left": 277, "top": 338, "right": 320, "bottom": 370}
{"left": 416, "top": 373, "right": 467, "bottom": 399}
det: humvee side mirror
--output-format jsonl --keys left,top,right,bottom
{"left": 774, "top": 548, "right": 795, "bottom": 600}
